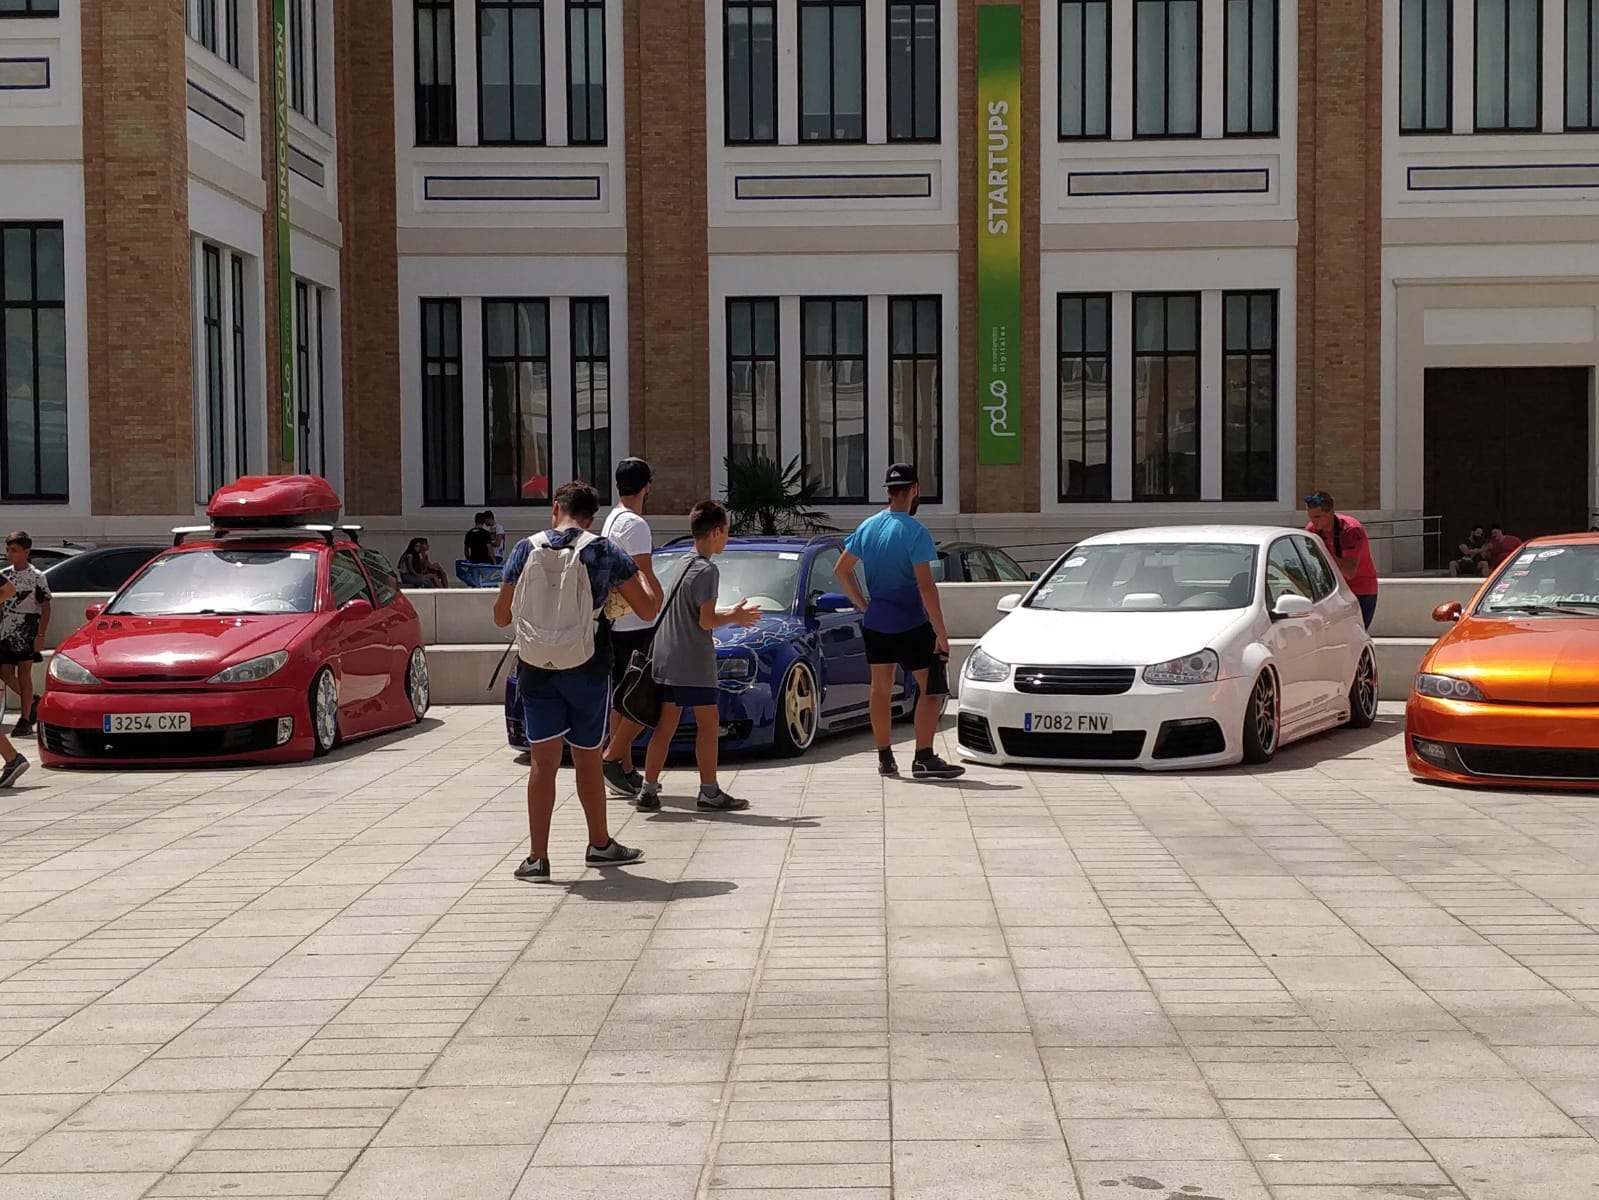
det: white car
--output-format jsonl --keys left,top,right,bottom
{"left": 957, "top": 526, "right": 1378, "bottom": 770}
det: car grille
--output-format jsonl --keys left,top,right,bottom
{"left": 1456, "top": 744, "right": 1599, "bottom": 781}
{"left": 997, "top": 728, "right": 1146, "bottom": 761}
{"left": 1012, "top": 666, "right": 1136, "bottom": 696}
{"left": 958, "top": 713, "right": 996, "bottom": 755}
{"left": 41, "top": 719, "right": 280, "bottom": 760}
{"left": 1152, "top": 718, "right": 1226, "bottom": 760}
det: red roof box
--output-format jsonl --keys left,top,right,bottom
{"left": 207, "top": 475, "right": 343, "bottom": 528}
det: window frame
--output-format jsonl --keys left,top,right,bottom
{"left": 288, "top": 0, "right": 321, "bottom": 125}
{"left": 0, "top": 0, "right": 61, "bottom": 14}
{"left": 887, "top": 0, "right": 941, "bottom": 143}
{"left": 1400, "top": 0, "right": 1453, "bottom": 134}
{"left": 482, "top": 298, "right": 553, "bottom": 508}
{"left": 726, "top": 297, "right": 782, "bottom": 466}
{"left": 0, "top": 222, "right": 68, "bottom": 504}
{"left": 420, "top": 298, "right": 465, "bottom": 507}
{"left": 1131, "top": 291, "right": 1201, "bottom": 502}
{"left": 570, "top": 297, "right": 611, "bottom": 502}
{"left": 477, "top": 0, "right": 547, "bottom": 147}
{"left": 1221, "top": 289, "right": 1277, "bottom": 503}
{"left": 888, "top": 295, "right": 943, "bottom": 505}
{"left": 724, "top": 0, "right": 779, "bottom": 145}
{"left": 797, "top": 0, "right": 867, "bottom": 144}
{"left": 330, "top": 548, "right": 376, "bottom": 608}
{"left": 566, "top": 0, "right": 607, "bottom": 145}
{"left": 415, "top": 0, "right": 459, "bottom": 147}
{"left": 1265, "top": 535, "right": 1312, "bottom": 605}
{"left": 292, "top": 279, "right": 328, "bottom": 478}
{"left": 1292, "top": 534, "right": 1338, "bottom": 602}
{"left": 1568, "top": 0, "right": 1599, "bottom": 129}
{"left": 1058, "top": 0, "right": 1111, "bottom": 141}
{"left": 1475, "top": 0, "right": 1543, "bottom": 133}
{"left": 800, "top": 296, "right": 870, "bottom": 505}
{"left": 230, "top": 253, "right": 248, "bottom": 477}
{"left": 1223, "top": 0, "right": 1277, "bottom": 137}
{"left": 201, "top": 244, "right": 226, "bottom": 501}
{"left": 1057, "top": 293, "right": 1112, "bottom": 504}
{"left": 359, "top": 548, "right": 402, "bottom": 607}
{"left": 1133, "top": 0, "right": 1203, "bottom": 139}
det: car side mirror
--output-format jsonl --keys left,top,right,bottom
{"left": 997, "top": 593, "right": 1022, "bottom": 613}
{"left": 1433, "top": 601, "right": 1464, "bottom": 624}
{"left": 84, "top": 603, "right": 103, "bottom": 621}
{"left": 812, "top": 592, "right": 854, "bottom": 614}
{"left": 342, "top": 597, "right": 373, "bottom": 614}
{"left": 1272, "top": 593, "right": 1314, "bottom": 619}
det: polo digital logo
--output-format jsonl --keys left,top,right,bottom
{"left": 987, "top": 379, "right": 1015, "bottom": 440}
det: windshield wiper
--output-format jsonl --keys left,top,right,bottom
{"left": 1488, "top": 602, "right": 1596, "bottom": 617}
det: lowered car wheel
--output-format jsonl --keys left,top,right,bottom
{"left": 773, "top": 661, "right": 819, "bottom": 758}
{"left": 1241, "top": 670, "right": 1279, "bottom": 764}
{"left": 1345, "top": 649, "right": 1378, "bottom": 730}
{"left": 311, "top": 667, "right": 339, "bottom": 756}
{"left": 406, "top": 649, "right": 431, "bottom": 722}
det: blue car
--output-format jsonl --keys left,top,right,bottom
{"left": 504, "top": 535, "right": 917, "bottom": 757}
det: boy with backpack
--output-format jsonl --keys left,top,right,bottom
{"left": 637, "top": 500, "right": 760, "bottom": 812}
{"left": 493, "top": 480, "right": 662, "bottom": 881}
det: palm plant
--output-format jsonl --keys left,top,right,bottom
{"left": 722, "top": 453, "right": 836, "bottom": 536}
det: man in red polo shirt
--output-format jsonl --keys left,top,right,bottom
{"left": 1305, "top": 491, "right": 1379, "bottom": 628}
{"left": 1480, "top": 524, "right": 1523, "bottom": 575}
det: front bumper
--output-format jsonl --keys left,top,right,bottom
{"left": 956, "top": 673, "right": 1253, "bottom": 770}
{"left": 38, "top": 686, "right": 310, "bottom": 766}
{"left": 1406, "top": 693, "right": 1599, "bottom": 788}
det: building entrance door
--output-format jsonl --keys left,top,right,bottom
{"left": 1423, "top": 367, "right": 1591, "bottom": 566}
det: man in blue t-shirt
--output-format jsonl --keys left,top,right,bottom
{"left": 835, "top": 464, "right": 964, "bottom": 781}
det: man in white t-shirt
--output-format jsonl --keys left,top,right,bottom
{"left": 601, "top": 458, "right": 658, "bottom": 798}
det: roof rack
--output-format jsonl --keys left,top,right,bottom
{"left": 172, "top": 524, "right": 363, "bottom": 548}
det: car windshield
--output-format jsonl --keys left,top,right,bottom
{"left": 1476, "top": 543, "right": 1599, "bottom": 616}
{"left": 107, "top": 549, "right": 320, "bottom": 616}
{"left": 654, "top": 550, "right": 800, "bottom": 614}
{"left": 1028, "top": 542, "right": 1258, "bottom": 613}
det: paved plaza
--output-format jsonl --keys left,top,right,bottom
{"left": 0, "top": 708, "right": 1598, "bottom": 1198}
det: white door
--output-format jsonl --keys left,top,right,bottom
{"left": 1263, "top": 537, "right": 1327, "bottom": 722}
{"left": 1294, "top": 534, "right": 1359, "bottom": 712}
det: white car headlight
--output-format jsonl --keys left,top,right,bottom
{"left": 207, "top": 651, "right": 290, "bottom": 686}
{"left": 717, "top": 652, "right": 756, "bottom": 681}
{"left": 1143, "top": 649, "right": 1220, "bottom": 686}
{"left": 1414, "top": 673, "right": 1485, "bottom": 702}
{"left": 964, "top": 647, "right": 1011, "bottom": 683}
{"left": 48, "top": 653, "right": 101, "bottom": 687}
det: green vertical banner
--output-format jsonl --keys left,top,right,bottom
{"left": 976, "top": 4, "right": 1022, "bottom": 466}
{"left": 273, "top": 0, "right": 296, "bottom": 465}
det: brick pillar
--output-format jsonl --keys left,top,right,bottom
{"left": 624, "top": 0, "right": 710, "bottom": 515}
{"left": 1297, "top": 0, "right": 1383, "bottom": 507}
{"left": 959, "top": 0, "right": 1040, "bottom": 515}
{"left": 80, "top": 0, "right": 194, "bottom": 514}
{"left": 337, "top": 0, "right": 401, "bottom": 515}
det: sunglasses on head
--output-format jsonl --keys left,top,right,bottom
{"left": 1303, "top": 494, "right": 1328, "bottom": 507}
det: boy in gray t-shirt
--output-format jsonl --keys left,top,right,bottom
{"left": 638, "top": 500, "right": 759, "bottom": 812}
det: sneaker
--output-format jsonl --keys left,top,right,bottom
{"left": 9, "top": 718, "right": 30, "bottom": 739}
{"left": 586, "top": 839, "right": 644, "bottom": 867}
{"left": 513, "top": 856, "right": 550, "bottom": 882}
{"left": 603, "top": 758, "right": 641, "bottom": 798}
{"left": 878, "top": 751, "right": 900, "bottom": 778}
{"left": 0, "top": 755, "right": 27, "bottom": 788}
{"left": 912, "top": 752, "right": 965, "bottom": 781}
{"left": 697, "top": 786, "right": 749, "bottom": 812}
{"left": 634, "top": 783, "right": 661, "bottom": 812}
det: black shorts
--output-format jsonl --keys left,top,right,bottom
{"left": 863, "top": 622, "right": 936, "bottom": 672}
{"left": 610, "top": 627, "right": 654, "bottom": 690}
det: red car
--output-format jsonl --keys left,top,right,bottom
{"left": 38, "top": 476, "right": 430, "bottom": 766}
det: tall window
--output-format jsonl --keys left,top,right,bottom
{"left": 201, "top": 246, "right": 225, "bottom": 498}
{"left": 1400, "top": 0, "right": 1451, "bottom": 133}
{"left": 0, "top": 224, "right": 68, "bottom": 502}
{"left": 567, "top": 0, "right": 607, "bottom": 144}
{"left": 1132, "top": 293, "right": 1199, "bottom": 500}
{"left": 799, "top": 0, "right": 865, "bottom": 142}
{"left": 1134, "top": 0, "right": 1200, "bottom": 137}
{"left": 727, "top": 299, "right": 780, "bottom": 464}
{"left": 801, "top": 299, "right": 867, "bottom": 502}
{"left": 420, "top": 299, "right": 464, "bottom": 506}
{"left": 1222, "top": 291, "right": 1276, "bottom": 502}
{"left": 188, "top": 0, "right": 242, "bottom": 67}
{"left": 293, "top": 280, "right": 328, "bottom": 477}
{"left": 571, "top": 299, "right": 610, "bottom": 500}
{"left": 289, "top": 0, "right": 321, "bottom": 124}
{"left": 230, "top": 256, "right": 248, "bottom": 477}
{"left": 194, "top": 242, "right": 253, "bottom": 500}
{"left": 1059, "top": 0, "right": 1111, "bottom": 139}
{"left": 888, "top": 1, "right": 939, "bottom": 142}
{"left": 483, "top": 300, "right": 551, "bottom": 505}
{"left": 725, "top": 0, "right": 777, "bottom": 143}
{"left": 479, "top": 0, "right": 544, "bottom": 145}
{"left": 1571, "top": 0, "right": 1599, "bottom": 129}
{"left": 889, "top": 297, "right": 941, "bottom": 502}
{"left": 1477, "top": 0, "right": 1541, "bottom": 130}
{"left": 1224, "top": 0, "right": 1275, "bottom": 135}
{"left": 1057, "top": 294, "right": 1110, "bottom": 502}
{"left": 416, "top": 0, "right": 458, "bottom": 146}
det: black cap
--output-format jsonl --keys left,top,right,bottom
{"left": 884, "top": 463, "right": 918, "bottom": 488}
{"left": 615, "top": 457, "right": 653, "bottom": 496}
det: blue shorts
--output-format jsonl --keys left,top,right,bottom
{"left": 661, "top": 684, "right": 719, "bottom": 710}
{"left": 520, "top": 669, "right": 611, "bottom": 750}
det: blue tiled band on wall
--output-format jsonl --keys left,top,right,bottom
{"left": 733, "top": 172, "right": 934, "bottom": 201}
{"left": 0, "top": 57, "right": 50, "bottom": 90}
{"left": 422, "top": 175, "right": 603, "bottom": 202}
{"left": 1408, "top": 163, "right": 1599, "bottom": 191}
{"left": 186, "top": 80, "right": 247, "bottom": 141}
{"left": 1067, "top": 167, "right": 1271, "bottom": 198}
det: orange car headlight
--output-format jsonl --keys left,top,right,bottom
{"left": 1415, "top": 673, "right": 1485, "bottom": 702}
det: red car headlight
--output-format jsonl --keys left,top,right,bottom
{"left": 48, "top": 653, "right": 101, "bottom": 687}
{"left": 207, "top": 651, "right": 290, "bottom": 685}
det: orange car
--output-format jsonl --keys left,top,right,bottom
{"left": 1408, "top": 533, "right": 1599, "bottom": 787}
